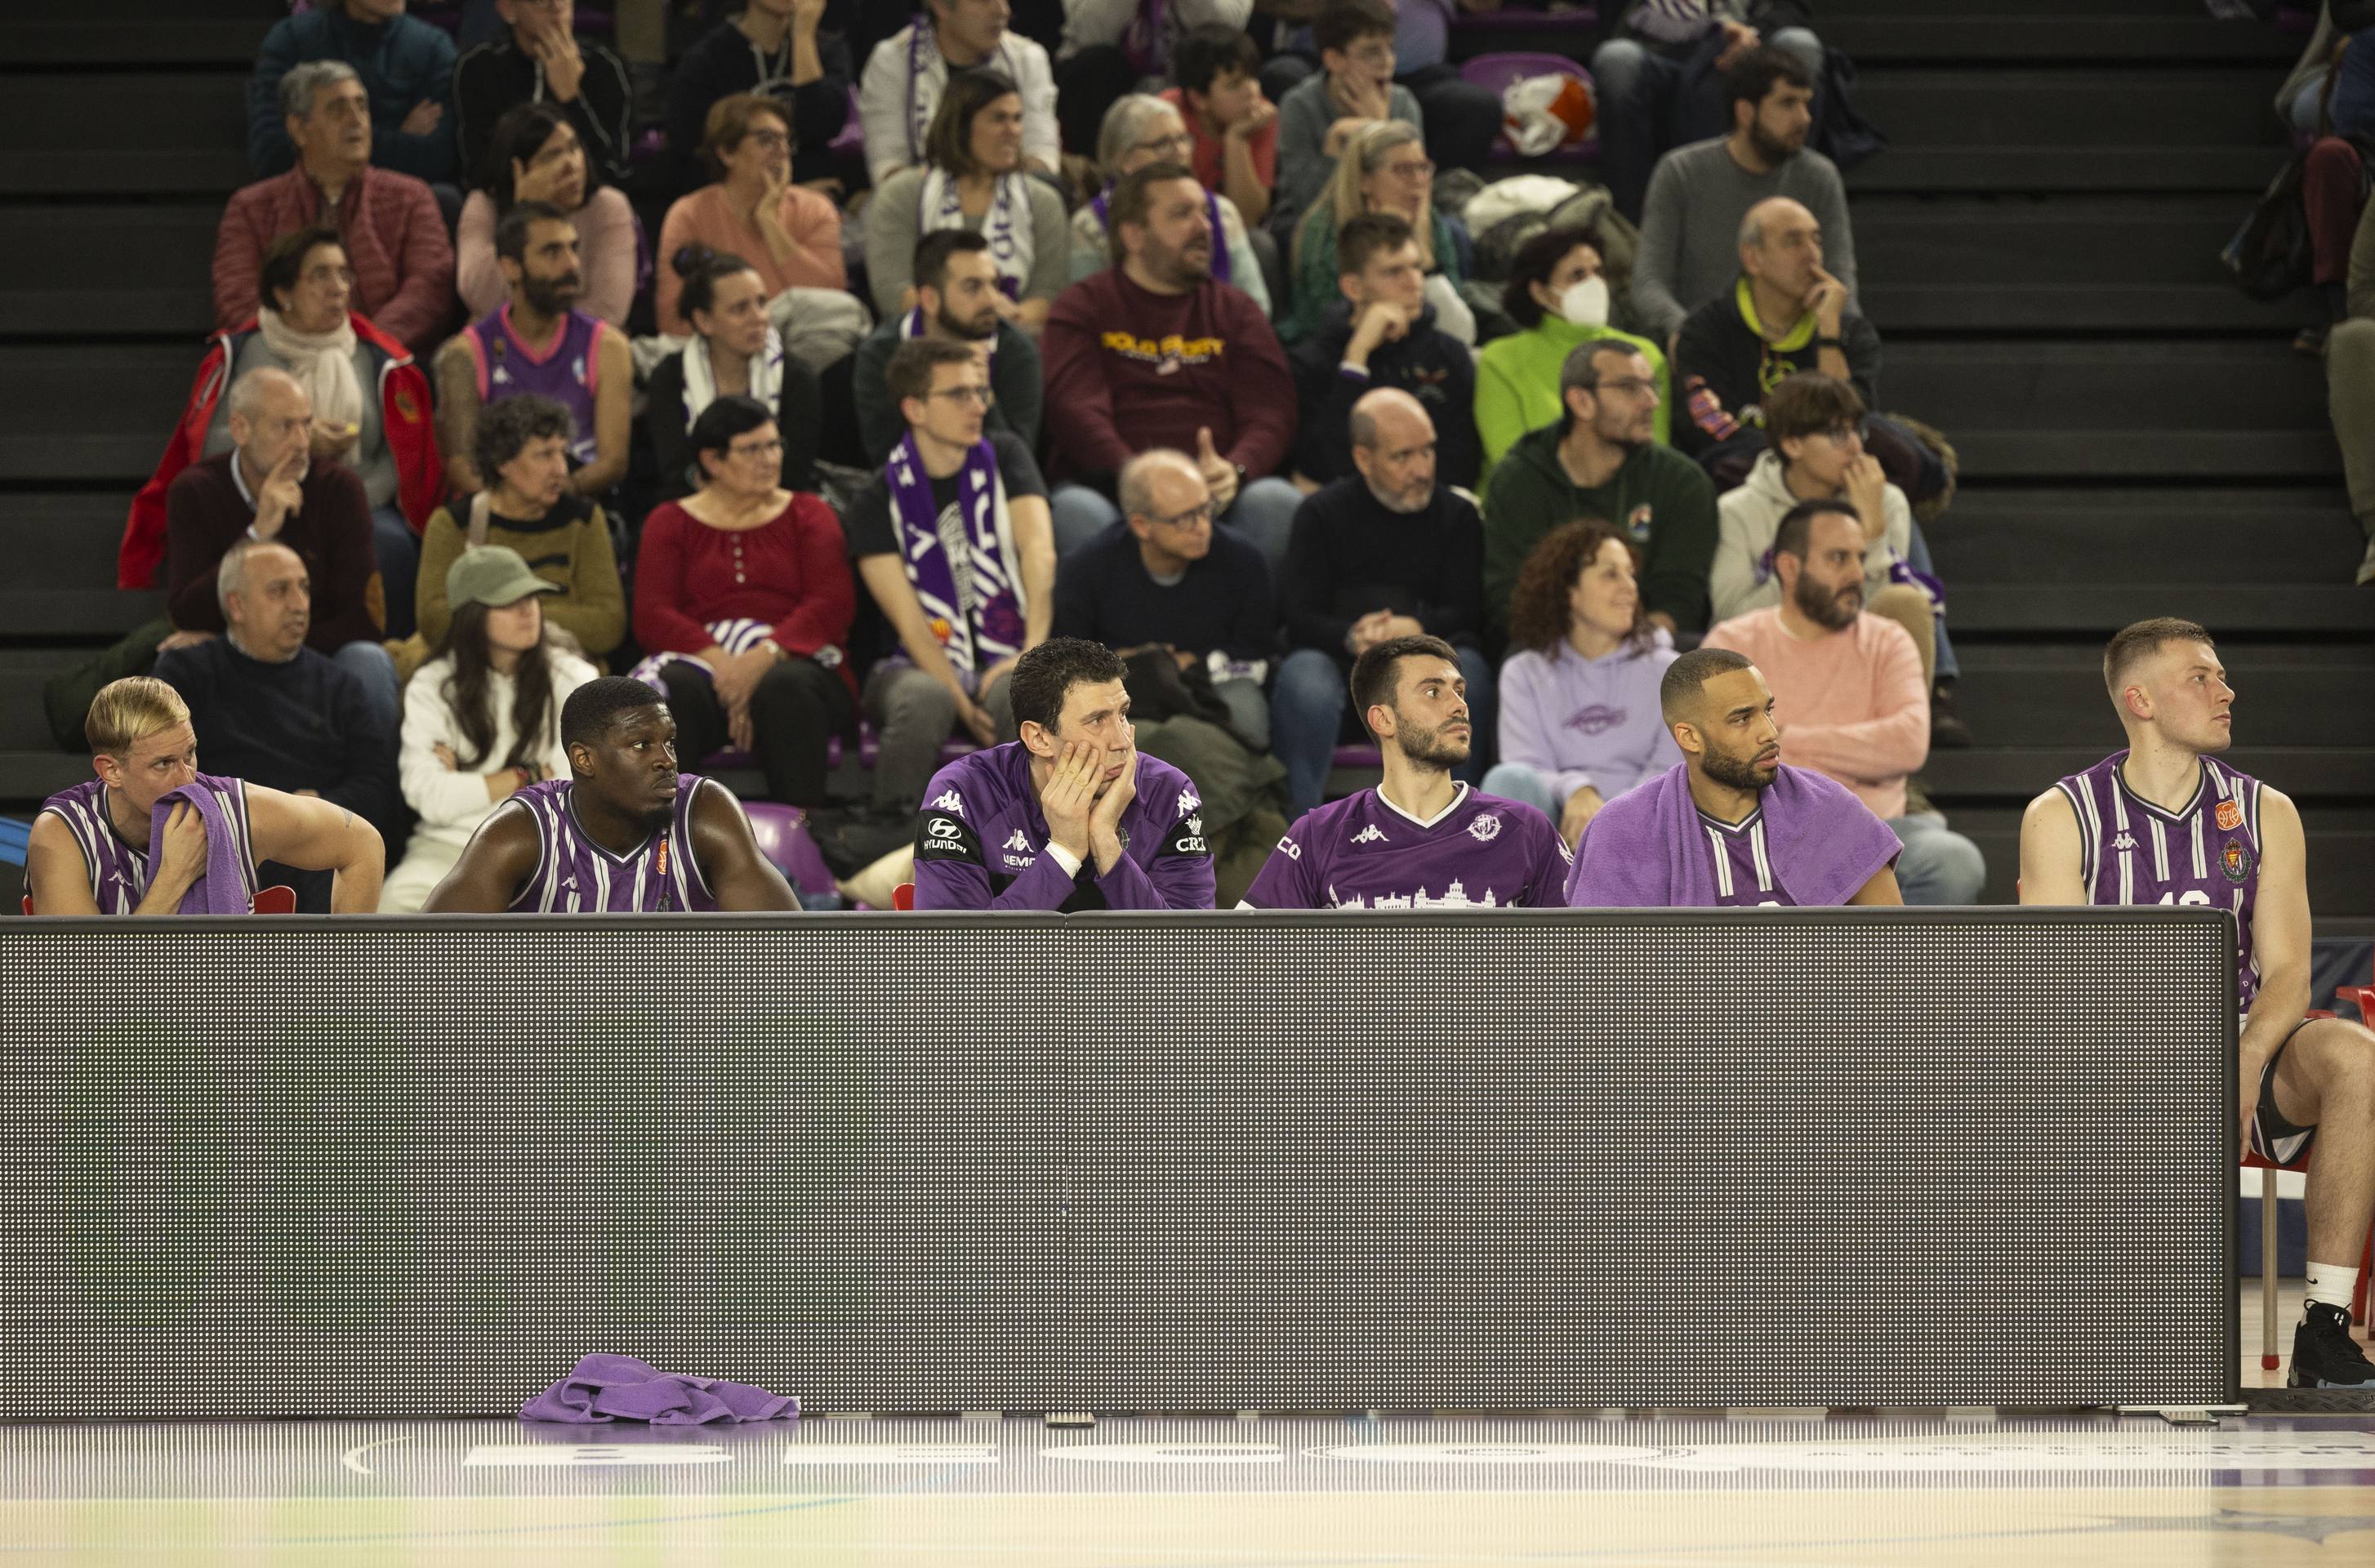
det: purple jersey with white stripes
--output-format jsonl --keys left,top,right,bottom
{"left": 498, "top": 774, "right": 720, "bottom": 913}
{"left": 1242, "top": 784, "right": 1571, "bottom": 910}
{"left": 36, "top": 773, "right": 258, "bottom": 914}
{"left": 1698, "top": 808, "right": 1797, "bottom": 909}
{"left": 2054, "top": 750, "right": 2262, "bottom": 1009}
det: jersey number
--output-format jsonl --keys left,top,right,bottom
{"left": 2157, "top": 890, "right": 2212, "bottom": 908}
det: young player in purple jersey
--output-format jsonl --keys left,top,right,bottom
{"left": 2021, "top": 617, "right": 2375, "bottom": 1388}
{"left": 425, "top": 677, "right": 796, "bottom": 913}
{"left": 1242, "top": 635, "right": 1571, "bottom": 910}
{"left": 27, "top": 677, "right": 385, "bottom": 915}
{"left": 911, "top": 638, "right": 1214, "bottom": 911}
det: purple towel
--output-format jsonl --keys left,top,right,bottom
{"left": 1565, "top": 761, "right": 1901, "bottom": 907}
{"left": 521, "top": 1354, "right": 799, "bottom": 1425}
{"left": 149, "top": 778, "right": 248, "bottom": 915}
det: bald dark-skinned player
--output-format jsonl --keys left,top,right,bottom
{"left": 425, "top": 676, "right": 796, "bottom": 912}
{"left": 1566, "top": 646, "right": 1904, "bottom": 906}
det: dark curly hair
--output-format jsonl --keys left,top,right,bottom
{"left": 1500, "top": 225, "right": 1605, "bottom": 331}
{"left": 1505, "top": 520, "right": 1650, "bottom": 657}
{"left": 471, "top": 393, "right": 576, "bottom": 488}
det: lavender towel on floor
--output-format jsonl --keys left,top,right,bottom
{"left": 1565, "top": 761, "right": 1901, "bottom": 907}
{"left": 149, "top": 777, "right": 250, "bottom": 914}
{"left": 521, "top": 1355, "right": 799, "bottom": 1424}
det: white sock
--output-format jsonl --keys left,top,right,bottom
{"left": 2305, "top": 1259, "right": 2359, "bottom": 1313}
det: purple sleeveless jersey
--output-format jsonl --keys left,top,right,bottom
{"left": 36, "top": 773, "right": 258, "bottom": 914}
{"left": 1242, "top": 784, "right": 1571, "bottom": 910}
{"left": 1698, "top": 808, "right": 1796, "bottom": 908}
{"left": 2054, "top": 751, "right": 2262, "bottom": 1009}
{"left": 465, "top": 304, "right": 604, "bottom": 466}
{"left": 498, "top": 774, "right": 720, "bottom": 913}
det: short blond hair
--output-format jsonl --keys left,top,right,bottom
{"left": 86, "top": 676, "right": 189, "bottom": 758}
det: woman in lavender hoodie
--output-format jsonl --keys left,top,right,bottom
{"left": 1482, "top": 521, "right": 1682, "bottom": 849}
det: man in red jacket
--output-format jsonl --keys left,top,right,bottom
{"left": 214, "top": 60, "right": 456, "bottom": 351}
{"left": 1041, "top": 160, "right": 1301, "bottom": 581}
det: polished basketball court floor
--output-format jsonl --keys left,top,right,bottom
{"left": 4, "top": 1286, "right": 2370, "bottom": 1567}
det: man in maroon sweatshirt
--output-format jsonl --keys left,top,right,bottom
{"left": 1041, "top": 161, "right": 1302, "bottom": 581}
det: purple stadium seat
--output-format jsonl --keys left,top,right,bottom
{"left": 702, "top": 727, "right": 980, "bottom": 774}
{"left": 739, "top": 803, "right": 839, "bottom": 897}
{"left": 1459, "top": 52, "right": 1597, "bottom": 162}
{"left": 831, "top": 88, "right": 865, "bottom": 155}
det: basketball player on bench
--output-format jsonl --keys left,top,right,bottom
{"left": 2021, "top": 617, "right": 2375, "bottom": 1388}
{"left": 425, "top": 676, "right": 797, "bottom": 912}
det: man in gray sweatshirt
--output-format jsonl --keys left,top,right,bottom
{"left": 1632, "top": 47, "right": 1857, "bottom": 346}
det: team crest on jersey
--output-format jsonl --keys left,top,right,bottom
{"left": 1468, "top": 813, "right": 1502, "bottom": 844}
{"left": 2216, "top": 800, "right": 2244, "bottom": 831}
{"left": 2222, "top": 839, "right": 2252, "bottom": 883}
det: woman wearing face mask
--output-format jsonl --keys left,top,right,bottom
{"left": 1474, "top": 225, "right": 1669, "bottom": 488}
{"left": 381, "top": 545, "right": 598, "bottom": 913}
{"left": 455, "top": 104, "right": 639, "bottom": 326}
{"left": 645, "top": 246, "right": 822, "bottom": 502}
{"left": 1281, "top": 119, "right": 1473, "bottom": 346}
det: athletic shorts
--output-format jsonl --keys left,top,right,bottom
{"left": 2250, "top": 1018, "right": 2319, "bottom": 1165}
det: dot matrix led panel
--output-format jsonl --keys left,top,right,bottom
{"left": 0, "top": 907, "right": 2235, "bottom": 1418}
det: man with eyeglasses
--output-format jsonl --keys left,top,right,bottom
{"left": 1273, "top": 0, "right": 1423, "bottom": 239}
{"left": 835, "top": 339, "right": 1057, "bottom": 862}
{"left": 853, "top": 230, "right": 1045, "bottom": 464}
{"left": 1481, "top": 339, "right": 1719, "bottom": 641}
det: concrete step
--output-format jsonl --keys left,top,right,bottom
{"left": 0, "top": 751, "right": 89, "bottom": 810}
{"left": 1946, "top": 647, "right": 2375, "bottom": 748}
{"left": 0, "top": 652, "right": 84, "bottom": 751}
{"left": 1, "top": 20, "right": 265, "bottom": 67}
{"left": 1947, "top": 584, "right": 2375, "bottom": 635}
{"left": 1865, "top": 283, "right": 2298, "bottom": 333}
{"left": 1824, "top": 15, "right": 2300, "bottom": 63}
{"left": 1854, "top": 198, "right": 2262, "bottom": 287}
{"left": 0, "top": 345, "right": 205, "bottom": 486}
{"left": 0, "top": 73, "right": 249, "bottom": 198}
{"left": 0, "top": 205, "right": 223, "bottom": 337}
{"left": 1850, "top": 146, "right": 2278, "bottom": 195}
{"left": 0, "top": 497, "right": 139, "bottom": 595}
{"left": 1930, "top": 488, "right": 2364, "bottom": 584}
{"left": 1855, "top": 68, "right": 2282, "bottom": 151}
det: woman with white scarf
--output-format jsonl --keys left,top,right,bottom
{"left": 865, "top": 68, "right": 1069, "bottom": 336}
{"left": 203, "top": 225, "right": 421, "bottom": 636}
{"left": 644, "top": 246, "right": 822, "bottom": 503}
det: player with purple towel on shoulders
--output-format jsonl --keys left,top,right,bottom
{"left": 424, "top": 676, "right": 795, "bottom": 913}
{"left": 1241, "top": 635, "right": 1571, "bottom": 910}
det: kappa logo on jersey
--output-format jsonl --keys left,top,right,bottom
{"left": 1179, "top": 790, "right": 1201, "bottom": 818}
{"left": 2216, "top": 800, "right": 2244, "bottom": 831}
{"left": 2223, "top": 839, "right": 2252, "bottom": 883}
{"left": 1003, "top": 830, "right": 1032, "bottom": 853}
{"left": 2109, "top": 831, "right": 2137, "bottom": 853}
{"left": 1276, "top": 835, "right": 1302, "bottom": 860}
{"left": 1467, "top": 813, "right": 1502, "bottom": 844}
{"left": 931, "top": 791, "right": 966, "bottom": 816}
{"left": 1351, "top": 824, "right": 1388, "bottom": 845}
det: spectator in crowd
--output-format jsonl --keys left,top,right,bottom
{"left": 1070, "top": 95, "right": 1271, "bottom": 315}
{"left": 434, "top": 201, "right": 631, "bottom": 498}
{"left": 2323, "top": 191, "right": 2375, "bottom": 586}
{"left": 381, "top": 546, "right": 598, "bottom": 911}
{"left": 2298, "top": 30, "right": 2375, "bottom": 353}
{"left": 1162, "top": 24, "right": 1280, "bottom": 229}
{"left": 131, "top": 226, "right": 439, "bottom": 638}
{"left": 159, "top": 364, "right": 400, "bottom": 739}
{"left": 1283, "top": 119, "right": 1473, "bottom": 345}
{"left": 867, "top": 70, "right": 1071, "bottom": 335}
{"left": 1710, "top": 371, "right": 1970, "bottom": 745}
{"left": 1482, "top": 522, "right": 1682, "bottom": 849}
{"left": 1053, "top": 1, "right": 1255, "bottom": 160}
{"left": 1385, "top": 0, "right": 1514, "bottom": 176}
{"left": 454, "top": 0, "right": 636, "bottom": 191}
{"left": 1475, "top": 225, "right": 1670, "bottom": 486}
{"left": 216, "top": 61, "right": 456, "bottom": 352}
{"left": 1274, "top": 0, "right": 1424, "bottom": 241}
{"left": 455, "top": 105, "right": 637, "bottom": 326}
{"left": 634, "top": 396, "right": 858, "bottom": 808}
{"left": 1053, "top": 449, "right": 1278, "bottom": 750}
{"left": 247, "top": 0, "right": 457, "bottom": 184}
{"left": 1482, "top": 340, "right": 1718, "bottom": 638}
{"left": 1591, "top": 5, "right": 1825, "bottom": 223}
{"left": 154, "top": 539, "right": 407, "bottom": 912}
{"left": 1042, "top": 163, "right": 1303, "bottom": 573}
{"left": 655, "top": 95, "right": 846, "bottom": 338}
{"left": 1700, "top": 501, "right": 1985, "bottom": 905}
{"left": 1633, "top": 47, "right": 1853, "bottom": 347}
{"left": 668, "top": 0, "right": 853, "bottom": 197}
{"left": 27, "top": 677, "right": 385, "bottom": 916}
{"left": 1290, "top": 214, "right": 1476, "bottom": 491}
{"left": 853, "top": 230, "right": 1045, "bottom": 463}
{"left": 648, "top": 247, "right": 822, "bottom": 502}
{"left": 413, "top": 395, "right": 626, "bottom": 664}
{"left": 909, "top": 636, "right": 1216, "bottom": 911}
{"left": 1272, "top": 389, "right": 1486, "bottom": 818}
{"left": 859, "top": 0, "right": 1060, "bottom": 185}
{"left": 844, "top": 340, "right": 1057, "bottom": 836}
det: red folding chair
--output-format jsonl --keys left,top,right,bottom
{"left": 892, "top": 882, "right": 916, "bottom": 911}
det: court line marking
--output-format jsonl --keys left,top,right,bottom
{"left": 339, "top": 1436, "right": 419, "bottom": 1477}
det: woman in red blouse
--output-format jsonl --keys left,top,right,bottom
{"left": 633, "top": 395, "right": 856, "bottom": 806}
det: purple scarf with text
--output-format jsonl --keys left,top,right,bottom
{"left": 888, "top": 431, "right": 1026, "bottom": 683}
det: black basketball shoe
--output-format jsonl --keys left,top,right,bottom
{"left": 2288, "top": 1302, "right": 2375, "bottom": 1388}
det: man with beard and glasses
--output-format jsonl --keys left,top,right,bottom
{"left": 434, "top": 200, "right": 631, "bottom": 501}
{"left": 1633, "top": 47, "right": 1855, "bottom": 349}
{"left": 1700, "top": 501, "right": 1984, "bottom": 904}
{"left": 1481, "top": 339, "right": 1718, "bottom": 640}
{"left": 1242, "top": 635, "right": 1567, "bottom": 910}
{"left": 1272, "top": 390, "right": 1487, "bottom": 820}
{"left": 423, "top": 675, "right": 797, "bottom": 912}
{"left": 1566, "top": 644, "right": 1903, "bottom": 907}
{"left": 2021, "top": 618, "right": 2375, "bottom": 1390}
{"left": 853, "top": 229, "right": 1045, "bottom": 464}
{"left": 1042, "top": 162, "right": 1301, "bottom": 577}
